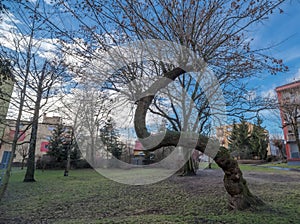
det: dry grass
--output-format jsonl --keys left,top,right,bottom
{"left": 0, "top": 166, "right": 299, "bottom": 223}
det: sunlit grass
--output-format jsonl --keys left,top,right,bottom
{"left": 1, "top": 167, "right": 300, "bottom": 223}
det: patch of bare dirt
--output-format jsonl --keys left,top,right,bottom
{"left": 168, "top": 169, "right": 226, "bottom": 196}
{"left": 168, "top": 168, "right": 300, "bottom": 195}
{"left": 243, "top": 170, "right": 300, "bottom": 183}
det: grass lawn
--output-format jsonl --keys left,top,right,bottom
{"left": 258, "top": 162, "right": 300, "bottom": 170}
{"left": 0, "top": 166, "right": 300, "bottom": 223}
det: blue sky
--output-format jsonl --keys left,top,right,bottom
{"left": 252, "top": 1, "right": 300, "bottom": 93}
{"left": 2, "top": 0, "right": 299, "bottom": 137}
{"left": 245, "top": 1, "right": 300, "bottom": 135}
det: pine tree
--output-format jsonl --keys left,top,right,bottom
{"left": 249, "top": 116, "right": 268, "bottom": 160}
{"left": 100, "top": 118, "right": 124, "bottom": 160}
{"left": 47, "top": 124, "right": 81, "bottom": 166}
{"left": 228, "top": 118, "right": 251, "bottom": 159}
{"left": 228, "top": 119, "right": 239, "bottom": 152}
{"left": 47, "top": 124, "right": 66, "bottom": 162}
{"left": 70, "top": 140, "right": 81, "bottom": 162}
{"left": 238, "top": 118, "right": 251, "bottom": 158}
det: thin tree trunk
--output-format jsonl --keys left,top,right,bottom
{"left": 0, "top": 123, "right": 21, "bottom": 199}
{"left": 0, "top": 70, "right": 29, "bottom": 200}
{"left": 0, "top": 101, "right": 26, "bottom": 199}
{"left": 179, "top": 157, "right": 197, "bottom": 176}
{"left": 24, "top": 82, "right": 43, "bottom": 182}
{"left": 89, "top": 138, "right": 95, "bottom": 166}
{"left": 23, "top": 113, "right": 39, "bottom": 182}
{"left": 21, "top": 157, "right": 25, "bottom": 170}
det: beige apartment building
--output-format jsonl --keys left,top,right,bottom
{"left": 0, "top": 74, "right": 14, "bottom": 145}
{"left": 0, "top": 114, "right": 63, "bottom": 164}
{"left": 0, "top": 73, "right": 14, "bottom": 167}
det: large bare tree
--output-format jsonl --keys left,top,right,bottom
{"left": 47, "top": 0, "right": 291, "bottom": 210}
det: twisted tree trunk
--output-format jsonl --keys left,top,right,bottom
{"left": 214, "top": 147, "right": 264, "bottom": 210}
{"left": 133, "top": 67, "right": 264, "bottom": 210}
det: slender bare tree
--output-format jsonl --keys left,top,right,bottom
{"left": 16, "top": 143, "right": 29, "bottom": 169}
{"left": 270, "top": 134, "right": 286, "bottom": 160}
{"left": 58, "top": 81, "right": 113, "bottom": 165}
{"left": 0, "top": 0, "right": 69, "bottom": 199}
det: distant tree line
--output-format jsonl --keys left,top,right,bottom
{"left": 37, "top": 118, "right": 127, "bottom": 169}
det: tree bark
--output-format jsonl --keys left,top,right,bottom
{"left": 23, "top": 114, "right": 38, "bottom": 182}
{"left": 214, "top": 147, "right": 264, "bottom": 210}
{"left": 21, "top": 157, "right": 25, "bottom": 170}
{"left": 179, "top": 157, "right": 197, "bottom": 176}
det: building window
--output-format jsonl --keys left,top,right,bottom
{"left": 290, "top": 144, "right": 300, "bottom": 159}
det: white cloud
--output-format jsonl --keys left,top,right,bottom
{"left": 0, "top": 10, "right": 59, "bottom": 61}
{"left": 287, "top": 68, "right": 300, "bottom": 83}
{"left": 27, "top": 0, "right": 53, "bottom": 5}
{"left": 259, "top": 108, "right": 283, "bottom": 135}
{"left": 260, "top": 67, "right": 300, "bottom": 99}
{"left": 261, "top": 88, "right": 277, "bottom": 99}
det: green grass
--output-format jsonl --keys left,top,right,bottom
{"left": 238, "top": 164, "right": 287, "bottom": 172}
{"left": 259, "top": 162, "right": 300, "bottom": 170}
{"left": 0, "top": 168, "right": 300, "bottom": 223}
{"left": 209, "top": 161, "right": 300, "bottom": 172}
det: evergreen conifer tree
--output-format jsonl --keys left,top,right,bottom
{"left": 228, "top": 119, "right": 238, "bottom": 152}
{"left": 47, "top": 124, "right": 81, "bottom": 164}
{"left": 100, "top": 118, "right": 124, "bottom": 160}
{"left": 47, "top": 124, "right": 66, "bottom": 162}
{"left": 250, "top": 116, "right": 268, "bottom": 160}
{"left": 228, "top": 117, "right": 251, "bottom": 159}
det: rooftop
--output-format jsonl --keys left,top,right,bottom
{"left": 275, "top": 80, "right": 300, "bottom": 92}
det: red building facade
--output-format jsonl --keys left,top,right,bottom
{"left": 276, "top": 80, "right": 300, "bottom": 165}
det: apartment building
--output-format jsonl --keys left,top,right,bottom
{"left": 0, "top": 73, "right": 14, "bottom": 167}
{"left": 0, "top": 114, "right": 64, "bottom": 165}
{"left": 276, "top": 80, "right": 300, "bottom": 165}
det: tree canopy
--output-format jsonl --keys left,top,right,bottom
{"left": 47, "top": 124, "right": 80, "bottom": 164}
